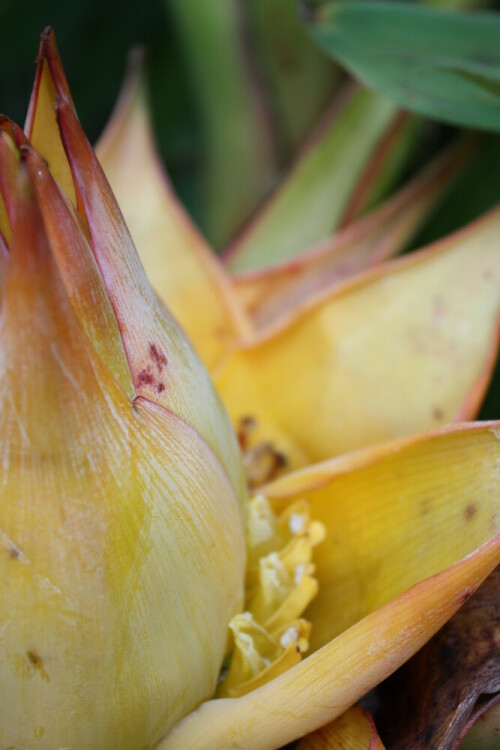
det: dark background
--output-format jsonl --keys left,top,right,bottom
{"left": 0, "top": 0, "right": 199, "bottom": 202}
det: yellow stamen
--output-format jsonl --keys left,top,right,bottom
{"left": 217, "top": 494, "right": 325, "bottom": 697}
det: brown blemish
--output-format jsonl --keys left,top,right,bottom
{"left": 432, "top": 407, "right": 444, "bottom": 421}
{"left": 464, "top": 503, "right": 477, "bottom": 520}
{"left": 244, "top": 442, "right": 288, "bottom": 489}
{"left": 237, "top": 415, "right": 288, "bottom": 488}
{"left": 8, "top": 544, "right": 21, "bottom": 559}
{"left": 26, "top": 650, "right": 50, "bottom": 682}
{"left": 136, "top": 366, "right": 165, "bottom": 394}
{"left": 237, "top": 415, "right": 257, "bottom": 451}
{"left": 149, "top": 343, "right": 167, "bottom": 372}
{"left": 27, "top": 650, "right": 41, "bottom": 667}
{"left": 457, "top": 587, "right": 475, "bottom": 606}
{"left": 137, "top": 368, "right": 155, "bottom": 388}
{"left": 136, "top": 345, "right": 168, "bottom": 394}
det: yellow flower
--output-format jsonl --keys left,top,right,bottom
{"left": 0, "top": 28, "right": 499, "bottom": 750}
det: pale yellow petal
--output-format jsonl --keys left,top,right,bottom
{"left": 159, "top": 533, "right": 500, "bottom": 750}
{"left": 96, "top": 56, "right": 251, "bottom": 369}
{"left": 263, "top": 421, "right": 500, "bottom": 650}
{"left": 297, "top": 705, "right": 385, "bottom": 749}
{"left": 233, "top": 140, "right": 472, "bottom": 327}
{"left": 216, "top": 208, "right": 500, "bottom": 468}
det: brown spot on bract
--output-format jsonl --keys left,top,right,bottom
{"left": 149, "top": 343, "right": 167, "bottom": 372}
{"left": 432, "top": 406, "right": 443, "bottom": 420}
{"left": 457, "top": 587, "right": 475, "bottom": 606}
{"left": 26, "top": 650, "right": 50, "bottom": 682}
{"left": 27, "top": 650, "right": 41, "bottom": 666}
{"left": 137, "top": 362, "right": 166, "bottom": 396}
{"left": 465, "top": 503, "right": 477, "bottom": 520}
{"left": 137, "top": 367, "right": 155, "bottom": 388}
{"left": 9, "top": 545, "right": 21, "bottom": 559}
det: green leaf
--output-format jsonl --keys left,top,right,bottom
{"left": 167, "top": 0, "right": 278, "bottom": 249}
{"left": 225, "top": 86, "right": 399, "bottom": 272}
{"left": 303, "top": 1, "right": 500, "bottom": 132}
{"left": 246, "top": 0, "right": 341, "bottom": 158}
{"left": 167, "top": 0, "right": 339, "bottom": 249}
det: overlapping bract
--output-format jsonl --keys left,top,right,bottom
{"left": 0, "top": 29, "right": 245, "bottom": 750}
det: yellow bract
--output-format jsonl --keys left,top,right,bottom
{"left": 297, "top": 705, "right": 385, "bottom": 749}
{"left": 0, "top": 29, "right": 247, "bottom": 750}
{"left": 96, "top": 60, "right": 251, "bottom": 370}
{"left": 216, "top": 210, "right": 500, "bottom": 467}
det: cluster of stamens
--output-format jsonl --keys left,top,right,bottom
{"left": 217, "top": 493, "right": 325, "bottom": 697}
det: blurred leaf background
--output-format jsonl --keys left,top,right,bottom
{"left": 0, "top": 0, "right": 199, "bottom": 216}
{"left": 2, "top": 0, "right": 500, "bottom": 241}
{"left": 1, "top": 0, "right": 499, "bottom": 415}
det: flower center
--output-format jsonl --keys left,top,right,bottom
{"left": 217, "top": 493, "right": 325, "bottom": 698}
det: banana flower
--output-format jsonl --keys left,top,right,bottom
{"left": 0, "top": 29, "right": 499, "bottom": 750}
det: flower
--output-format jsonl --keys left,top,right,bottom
{"left": 0, "top": 28, "right": 499, "bottom": 750}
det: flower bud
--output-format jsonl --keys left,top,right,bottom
{"left": 0, "top": 40, "right": 246, "bottom": 748}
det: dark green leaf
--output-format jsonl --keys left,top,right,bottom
{"left": 303, "top": 1, "right": 500, "bottom": 131}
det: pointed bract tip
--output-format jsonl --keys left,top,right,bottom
{"left": 0, "top": 116, "right": 28, "bottom": 147}
{"left": 119, "top": 45, "right": 149, "bottom": 109}
{"left": 128, "top": 45, "right": 147, "bottom": 72}
{"left": 38, "top": 26, "right": 57, "bottom": 63}
{"left": 35, "top": 25, "right": 73, "bottom": 107}
{"left": 40, "top": 25, "right": 54, "bottom": 43}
